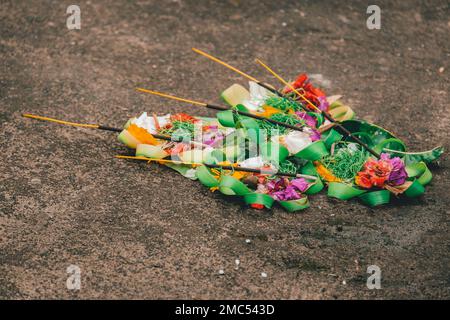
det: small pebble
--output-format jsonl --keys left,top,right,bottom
{"left": 235, "top": 259, "right": 240, "bottom": 266}
{"left": 30, "top": 178, "right": 41, "bottom": 185}
{"left": 439, "top": 67, "right": 444, "bottom": 73}
{"left": 261, "top": 272, "right": 267, "bottom": 278}
{"left": 281, "top": 22, "right": 287, "bottom": 27}
{"left": 245, "top": 239, "right": 251, "bottom": 244}
{"left": 342, "top": 280, "right": 347, "bottom": 285}
{"left": 218, "top": 269, "right": 224, "bottom": 275}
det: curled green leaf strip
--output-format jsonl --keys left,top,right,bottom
{"left": 327, "top": 182, "right": 366, "bottom": 200}
{"left": 358, "top": 190, "right": 391, "bottom": 207}
{"left": 295, "top": 141, "right": 329, "bottom": 161}
{"left": 301, "top": 162, "right": 324, "bottom": 195}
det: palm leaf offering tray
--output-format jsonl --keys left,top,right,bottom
{"left": 24, "top": 49, "right": 443, "bottom": 212}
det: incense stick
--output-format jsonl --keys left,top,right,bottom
{"left": 22, "top": 113, "right": 192, "bottom": 143}
{"left": 116, "top": 155, "right": 318, "bottom": 180}
{"left": 192, "top": 48, "right": 282, "bottom": 96}
{"left": 23, "top": 113, "right": 102, "bottom": 130}
{"left": 192, "top": 48, "right": 259, "bottom": 82}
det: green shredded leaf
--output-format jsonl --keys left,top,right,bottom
{"left": 258, "top": 113, "right": 304, "bottom": 136}
{"left": 278, "top": 159, "right": 301, "bottom": 175}
{"left": 265, "top": 96, "right": 303, "bottom": 112}
{"left": 322, "top": 144, "right": 368, "bottom": 181}
{"left": 159, "top": 120, "right": 195, "bottom": 139}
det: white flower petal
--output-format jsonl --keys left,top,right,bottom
{"left": 283, "top": 131, "right": 313, "bottom": 154}
{"left": 131, "top": 112, "right": 171, "bottom": 133}
{"left": 242, "top": 81, "right": 273, "bottom": 111}
{"left": 239, "top": 156, "right": 265, "bottom": 168}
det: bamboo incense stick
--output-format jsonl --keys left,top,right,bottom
{"left": 115, "top": 155, "right": 318, "bottom": 180}
{"left": 22, "top": 113, "right": 185, "bottom": 143}
{"left": 192, "top": 48, "right": 259, "bottom": 82}
{"left": 192, "top": 48, "right": 282, "bottom": 96}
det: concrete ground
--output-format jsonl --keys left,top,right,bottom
{"left": 0, "top": 0, "right": 449, "bottom": 299}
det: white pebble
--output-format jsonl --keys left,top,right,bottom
{"left": 235, "top": 259, "right": 240, "bottom": 266}
{"left": 282, "top": 22, "right": 287, "bottom": 27}
{"left": 342, "top": 280, "right": 347, "bottom": 285}
{"left": 30, "top": 178, "right": 41, "bottom": 185}
{"left": 245, "top": 239, "right": 251, "bottom": 244}
{"left": 261, "top": 272, "right": 268, "bottom": 278}
{"left": 218, "top": 269, "right": 224, "bottom": 275}
{"left": 439, "top": 67, "right": 444, "bottom": 73}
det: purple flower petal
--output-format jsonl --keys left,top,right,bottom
{"left": 295, "top": 111, "right": 317, "bottom": 128}
{"left": 310, "top": 129, "right": 321, "bottom": 142}
{"left": 388, "top": 156, "right": 408, "bottom": 185}
{"left": 290, "top": 178, "right": 309, "bottom": 193}
{"left": 318, "top": 96, "right": 329, "bottom": 112}
{"left": 379, "top": 153, "right": 408, "bottom": 186}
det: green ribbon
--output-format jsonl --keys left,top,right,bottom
{"left": 301, "top": 162, "right": 324, "bottom": 195}
{"left": 295, "top": 140, "right": 329, "bottom": 161}
{"left": 321, "top": 129, "right": 343, "bottom": 149}
{"left": 278, "top": 197, "right": 310, "bottom": 212}
{"left": 404, "top": 180, "right": 425, "bottom": 198}
{"left": 195, "top": 165, "right": 219, "bottom": 187}
{"left": 135, "top": 144, "right": 167, "bottom": 159}
{"left": 406, "top": 162, "right": 432, "bottom": 186}
{"left": 358, "top": 190, "right": 391, "bottom": 207}
{"left": 327, "top": 182, "right": 366, "bottom": 200}
{"left": 163, "top": 163, "right": 197, "bottom": 180}
{"left": 402, "top": 161, "right": 432, "bottom": 198}
{"left": 218, "top": 175, "right": 251, "bottom": 195}
{"left": 217, "top": 105, "right": 258, "bottom": 130}
{"left": 243, "top": 193, "right": 275, "bottom": 209}
{"left": 217, "top": 110, "right": 236, "bottom": 128}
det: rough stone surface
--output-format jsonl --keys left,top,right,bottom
{"left": 0, "top": 0, "right": 449, "bottom": 299}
